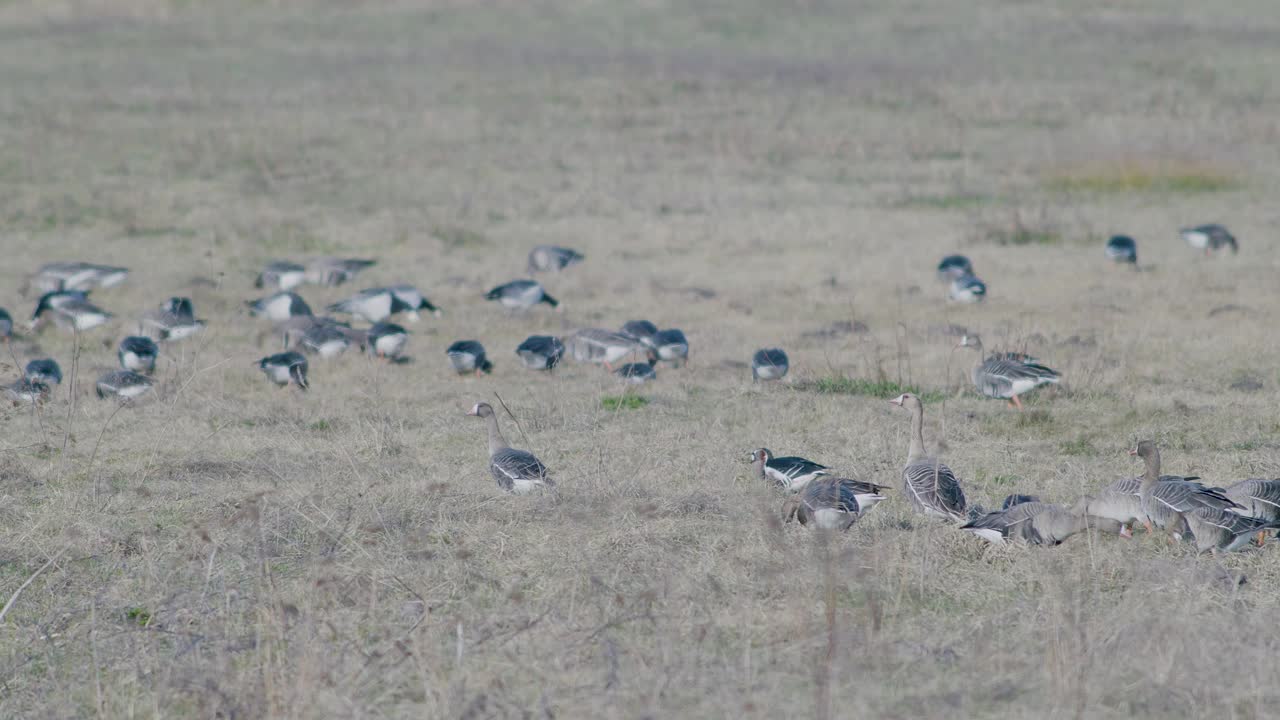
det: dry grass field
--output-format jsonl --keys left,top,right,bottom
{"left": 4, "top": 1, "right": 1280, "bottom": 717}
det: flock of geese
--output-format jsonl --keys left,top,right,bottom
{"left": 2, "top": 223, "right": 1267, "bottom": 555}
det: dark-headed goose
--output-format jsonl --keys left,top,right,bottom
{"left": 29, "top": 262, "right": 128, "bottom": 294}
{"left": 255, "top": 261, "right": 307, "bottom": 291}
{"left": 328, "top": 286, "right": 439, "bottom": 323}
{"left": 1180, "top": 224, "right": 1237, "bottom": 255}
{"left": 958, "top": 335, "right": 1059, "bottom": 410}
{"left": 362, "top": 322, "right": 408, "bottom": 360}
{"left": 248, "top": 292, "right": 313, "bottom": 323}
{"left": 24, "top": 359, "right": 62, "bottom": 386}
{"left": 305, "top": 257, "right": 376, "bottom": 287}
{"left": 621, "top": 320, "right": 659, "bottom": 347}
{"left": 485, "top": 280, "right": 559, "bottom": 311}
{"left": 962, "top": 501, "right": 1122, "bottom": 546}
{"left": 567, "top": 329, "right": 644, "bottom": 370}
{"left": 937, "top": 255, "right": 973, "bottom": 281}
{"left": 142, "top": 297, "right": 205, "bottom": 341}
{"left": 782, "top": 477, "right": 890, "bottom": 530}
{"left": 528, "top": 245, "right": 584, "bottom": 272}
{"left": 647, "top": 329, "right": 689, "bottom": 367}
{"left": 95, "top": 370, "right": 153, "bottom": 401}
{"left": 1105, "top": 235, "right": 1137, "bottom": 264}
{"left": 30, "top": 291, "right": 111, "bottom": 332}
{"left": 296, "top": 319, "right": 353, "bottom": 359}
{"left": 750, "top": 448, "right": 830, "bottom": 493}
{"left": 258, "top": 351, "right": 308, "bottom": 390}
{"left": 516, "top": 336, "right": 565, "bottom": 370}
{"left": 948, "top": 274, "right": 987, "bottom": 303}
{"left": 118, "top": 336, "right": 159, "bottom": 373}
{"left": 466, "top": 402, "right": 554, "bottom": 494}
{"left": 615, "top": 362, "right": 656, "bottom": 384}
{"left": 889, "top": 393, "right": 967, "bottom": 521}
{"left": 447, "top": 340, "right": 492, "bottom": 376}
{"left": 4, "top": 378, "right": 50, "bottom": 406}
{"left": 0, "top": 308, "right": 11, "bottom": 340}
{"left": 751, "top": 348, "right": 789, "bottom": 381}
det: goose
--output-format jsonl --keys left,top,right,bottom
{"left": 327, "top": 286, "right": 440, "bottom": 323}
{"left": 948, "top": 274, "right": 987, "bottom": 303}
{"left": 24, "top": 359, "right": 62, "bottom": 385}
{"left": 247, "top": 292, "right": 313, "bottom": 323}
{"left": 528, "top": 245, "right": 584, "bottom": 272}
{"left": 750, "top": 448, "right": 830, "bottom": 493}
{"left": 258, "top": 351, "right": 309, "bottom": 389}
{"left": 1223, "top": 478, "right": 1280, "bottom": 545}
{"left": 118, "top": 336, "right": 159, "bottom": 373}
{"left": 0, "top": 308, "right": 11, "bottom": 340}
{"left": 1180, "top": 224, "right": 1237, "bottom": 255}
{"left": 620, "top": 320, "right": 659, "bottom": 347}
{"left": 751, "top": 348, "right": 789, "bottom": 381}
{"left": 362, "top": 322, "right": 408, "bottom": 360}
{"left": 1182, "top": 507, "right": 1280, "bottom": 553}
{"left": 961, "top": 501, "right": 1123, "bottom": 546}
{"left": 447, "top": 340, "right": 492, "bottom": 376}
{"left": 647, "top": 329, "right": 689, "bottom": 367}
{"left": 615, "top": 362, "right": 656, "bottom": 384}
{"left": 4, "top": 377, "right": 50, "bottom": 405}
{"left": 485, "top": 280, "right": 559, "bottom": 311}
{"left": 889, "top": 393, "right": 968, "bottom": 521}
{"left": 1130, "top": 441, "right": 1241, "bottom": 538}
{"left": 296, "top": 320, "right": 353, "bottom": 359}
{"left": 30, "top": 291, "right": 111, "bottom": 332}
{"left": 1105, "top": 235, "right": 1137, "bottom": 264}
{"left": 255, "top": 261, "right": 307, "bottom": 291}
{"left": 516, "top": 335, "right": 565, "bottom": 370}
{"left": 29, "top": 262, "right": 128, "bottom": 294}
{"left": 937, "top": 255, "right": 973, "bottom": 281}
{"left": 567, "top": 329, "right": 644, "bottom": 370}
{"left": 95, "top": 370, "right": 153, "bottom": 401}
{"left": 305, "top": 257, "right": 376, "bottom": 287}
{"left": 782, "top": 477, "right": 891, "bottom": 530}
{"left": 1001, "top": 493, "right": 1041, "bottom": 509}
{"left": 466, "top": 402, "right": 554, "bottom": 494}
{"left": 1082, "top": 472, "right": 1215, "bottom": 539}
{"left": 957, "top": 334, "right": 1059, "bottom": 410}
{"left": 141, "top": 297, "right": 205, "bottom": 340}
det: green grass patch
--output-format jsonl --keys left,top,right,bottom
{"left": 1047, "top": 162, "right": 1239, "bottom": 194}
{"left": 124, "top": 607, "right": 152, "bottom": 627}
{"left": 1060, "top": 436, "right": 1097, "bottom": 456}
{"left": 794, "top": 376, "right": 945, "bottom": 403}
{"left": 602, "top": 395, "right": 648, "bottom": 411}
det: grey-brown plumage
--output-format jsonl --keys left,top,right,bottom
{"left": 958, "top": 335, "right": 1059, "bottom": 410}
{"left": 1131, "top": 441, "right": 1241, "bottom": 537}
{"left": 1223, "top": 479, "right": 1280, "bottom": 524}
{"left": 305, "top": 257, "right": 376, "bottom": 287}
{"left": 567, "top": 329, "right": 644, "bottom": 369}
{"left": 962, "top": 502, "right": 1123, "bottom": 546}
{"left": 1180, "top": 224, "right": 1237, "bottom": 255}
{"left": 781, "top": 477, "right": 890, "bottom": 530}
{"left": 1183, "top": 507, "right": 1280, "bottom": 553}
{"left": 466, "top": 402, "right": 554, "bottom": 494}
{"left": 889, "top": 393, "right": 967, "bottom": 521}
{"left": 528, "top": 245, "right": 584, "bottom": 272}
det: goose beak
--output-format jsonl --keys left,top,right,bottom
{"left": 888, "top": 396, "right": 904, "bottom": 406}
{"left": 1127, "top": 448, "right": 1138, "bottom": 456}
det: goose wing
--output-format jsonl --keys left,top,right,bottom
{"left": 490, "top": 448, "right": 551, "bottom": 489}
{"left": 903, "top": 459, "right": 967, "bottom": 520}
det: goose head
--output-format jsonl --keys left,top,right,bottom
{"left": 888, "top": 392, "right": 921, "bottom": 410}
{"left": 466, "top": 402, "right": 495, "bottom": 418}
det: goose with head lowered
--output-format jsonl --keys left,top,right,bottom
{"left": 750, "top": 448, "right": 830, "bottom": 493}
{"left": 751, "top": 348, "right": 789, "bottom": 381}
{"left": 24, "top": 359, "right": 62, "bottom": 386}
{"left": 0, "top": 308, "right": 11, "bottom": 340}
{"left": 1105, "top": 235, "right": 1137, "bottom": 265}
{"left": 141, "top": 297, "right": 205, "bottom": 341}
{"left": 1223, "top": 478, "right": 1280, "bottom": 545}
{"left": 567, "top": 329, "right": 645, "bottom": 370}
{"left": 118, "top": 336, "right": 159, "bottom": 373}
{"left": 937, "top": 255, "right": 973, "bottom": 281}
{"left": 305, "top": 257, "right": 376, "bottom": 287}
{"left": 957, "top": 334, "right": 1059, "bottom": 410}
{"left": 255, "top": 261, "right": 307, "bottom": 291}
{"left": 962, "top": 501, "right": 1123, "bottom": 546}
{"left": 447, "top": 340, "right": 492, "bottom": 376}
{"left": 516, "top": 335, "right": 565, "bottom": 370}
{"left": 4, "top": 377, "right": 50, "bottom": 406}
{"left": 360, "top": 322, "right": 408, "bottom": 360}
{"left": 95, "top": 370, "right": 153, "bottom": 401}
{"left": 889, "top": 393, "right": 968, "bottom": 521}
{"left": 948, "top": 274, "right": 987, "bottom": 303}
{"left": 621, "top": 320, "right": 658, "bottom": 347}
{"left": 30, "top": 291, "right": 111, "bottom": 332}
{"left": 1180, "top": 223, "right": 1237, "bottom": 256}
{"left": 1183, "top": 506, "right": 1280, "bottom": 554}
{"left": 528, "top": 245, "right": 584, "bottom": 273}
{"left": 28, "top": 262, "right": 128, "bottom": 294}
{"left": 485, "top": 279, "right": 559, "bottom": 312}
{"left": 247, "top": 292, "right": 312, "bottom": 323}
{"left": 646, "top": 329, "right": 689, "bottom": 368}
{"left": 258, "top": 351, "right": 309, "bottom": 390}
{"left": 328, "top": 286, "right": 440, "bottom": 323}
{"left": 615, "top": 361, "right": 656, "bottom": 384}
{"left": 466, "top": 402, "right": 554, "bottom": 494}
{"left": 782, "top": 477, "right": 890, "bottom": 530}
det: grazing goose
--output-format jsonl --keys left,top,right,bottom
{"left": 362, "top": 322, "right": 408, "bottom": 360}
{"left": 1223, "top": 478, "right": 1280, "bottom": 544}
{"left": 516, "top": 335, "right": 565, "bottom": 370}
{"left": 447, "top": 340, "right": 492, "bottom": 376}
{"left": 1180, "top": 224, "right": 1237, "bottom": 255}
{"left": 247, "top": 292, "right": 313, "bottom": 323}
{"left": 647, "top": 329, "right": 689, "bottom": 367}
{"left": 889, "top": 393, "right": 967, "bottom": 521}
{"left": 0, "top": 308, "right": 11, "bottom": 340}
{"left": 255, "top": 261, "right": 307, "bottom": 291}
{"left": 567, "top": 329, "right": 644, "bottom": 370}
{"left": 621, "top": 320, "right": 659, "bottom": 347}
{"left": 1131, "top": 441, "right": 1241, "bottom": 537}
{"left": 95, "top": 370, "right": 153, "bottom": 401}
{"left": 615, "top": 362, "right": 656, "bottom": 384}
{"left": 751, "top": 348, "right": 789, "bottom": 381}
{"left": 948, "top": 274, "right": 987, "bottom": 303}
{"left": 750, "top": 448, "right": 830, "bottom": 493}
{"left": 1105, "top": 235, "right": 1137, "bottom": 264}
{"left": 4, "top": 378, "right": 50, "bottom": 405}
{"left": 24, "top": 359, "right": 62, "bottom": 386}
{"left": 305, "top": 257, "right": 376, "bottom": 287}
{"left": 466, "top": 402, "right": 554, "bottom": 494}
{"left": 141, "top": 297, "right": 205, "bottom": 340}
{"left": 29, "top": 262, "right": 128, "bottom": 294}
{"left": 962, "top": 501, "right": 1122, "bottom": 546}
{"left": 957, "top": 335, "right": 1059, "bottom": 410}
{"left": 1002, "top": 493, "right": 1041, "bottom": 509}
{"left": 1183, "top": 507, "right": 1280, "bottom": 553}
{"left": 782, "top": 477, "right": 891, "bottom": 530}
{"left": 528, "top": 245, "right": 584, "bottom": 272}
{"left": 30, "top": 291, "right": 111, "bottom": 332}
{"left": 118, "top": 336, "right": 159, "bottom": 373}
{"left": 296, "top": 320, "right": 353, "bottom": 359}
{"left": 258, "top": 351, "right": 309, "bottom": 389}
{"left": 937, "top": 255, "right": 974, "bottom": 281}
{"left": 485, "top": 280, "right": 559, "bottom": 311}
{"left": 328, "top": 286, "right": 440, "bottom": 323}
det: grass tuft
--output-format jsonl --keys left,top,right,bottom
{"left": 1047, "top": 161, "right": 1239, "bottom": 194}
{"left": 794, "top": 376, "right": 946, "bottom": 403}
{"left": 602, "top": 395, "right": 648, "bottom": 411}
{"left": 431, "top": 224, "right": 489, "bottom": 248}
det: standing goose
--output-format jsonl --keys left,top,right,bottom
{"left": 328, "top": 286, "right": 440, "bottom": 323}
{"left": 259, "top": 351, "right": 309, "bottom": 389}
{"left": 957, "top": 335, "right": 1059, "bottom": 410}
{"left": 141, "top": 297, "right": 205, "bottom": 340}
{"left": 750, "top": 448, "right": 830, "bottom": 493}
{"left": 961, "top": 501, "right": 1123, "bottom": 546}
{"left": 1180, "top": 224, "right": 1237, "bottom": 255}
{"left": 118, "top": 336, "right": 159, "bottom": 373}
{"left": 751, "top": 348, "right": 789, "bottom": 381}
{"left": 255, "top": 261, "right": 307, "bottom": 291}
{"left": 1130, "top": 441, "right": 1241, "bottom": 537}
{"left": 528, "top": 245, "right": 584, "bottom": 272}
{"left": 614, "top": 362, "right": 656, "bottom": 384}
{"left": 0, "top": 308, "right": 11, "bottom": 340}
{"left": 567, "top": 329, "right": 644, "bottom": 370}
{"left": 889, "top": 393, "right": 968, "bottom": 521}
{"left": 516, "top": 335, "right": 565, "bottom": 370}
{"left": 782, "top": 477, "right": 891, "bottom": 530}
{"left": 948, "top": 274, "right": 987, "bottom": 303}
{"left": 361, "top": 322, "right": 409, "bottom": 360}
{"left": 29, "top": 262, "right": 128, "bottom": 294}
{"left": 95, "top": 370, "right": 153, "bottom": 401}
{"left": 305, "top": 257, "right": 376, "bottom": 287}
{"left": 4, "top": 378, "right": 50, "bottom": 406}
{"left": 247, "top": 292, "right": 313, "bottom": 323}
{"left": 466, "top": 402, "right": 554, "bottom": 494}
{"left": 447, "top": 340, "right": 492, "bottom": 376}
{"left": 30, "top": 291, "right": 111, "bottom": 332}
{"left": 485, "top": 280, "right": 559, "bottom": 311}
{"left": 24, "top": 359, "right": 62, "bottom": 386}
{"left": 621, "top": 320, "right": 659, "bottom": 347}
{"left": 937, "top": 255, "right": 974, "bottom": 281}
{"left": 1105, "top": 235, "right": 1138, "bottom": 265}
{"left": 647, "top": 329, "right": 689, "bottom": 367}
{"left": 1182, "top": 507, "right": 1280, "bottom": 553}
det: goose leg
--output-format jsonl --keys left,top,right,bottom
{"left": 1011, "top": 395, "right": 1024, "bottom": 411}
{"left": 604, "top": 361, "right": 615, "bottom": 372}
{"left": 1256, "top": 531, "right": 1267, "bottom": 547}
{"left": 1142, "top": 519, "right": 1154, "bottom": 535}
{"left": 475, "top": 368, "right": 484, "bottom": 378}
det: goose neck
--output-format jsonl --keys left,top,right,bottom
{"left": 485, "top": 413, "right": 510, "bottom": 455}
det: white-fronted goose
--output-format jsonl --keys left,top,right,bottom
{"left": 95, "top": 370, "right": 153, "bottom": 401}
{"left": 1223, "top": 478, "right": 1280, "bottom": 544}
{"left": 962, "top": 501, "right": 1123, "bottom": 545}
{"left": 30, "top": 291, "right": 111, "bottom": 332}
{"left": 782, "top": 477, "right": 890, "bottom": 530}
{"left": 305, "top": 257, "right": 376, "bottom": 287}
{"left": 936, "top": 255, "right": 973, "bottom": 281}
{"left": 750, "top": 448, "right": 830, "bottom": 493}
{"left": 29, "top": 262, "right": 128, "bottom": 294}
{"left": 362, "top": 322, "right": 408, "bottom": 360}
{"left": 4, "top": 378, "right": 50, "bottom": 406}
{"left": 615, "top": 362, "right": 656, "bottom": 384}
{"left": 1131, "top": 441, "right": 1241, "bottom": 537}
{"left": 1180, "top": 224, "right": 1237, "bottom": 255}
{"left": 948, "top": 274, "right": 987, "bottom": 303}
{"left": 447, "top": 340, "right": 492, "bottom": 376}
{"left": 958, "top": 334, "right": 1059, "bottom": 410}
{"left": 255, "top": 261, "right": 307, "bottom": 291}
{"left": 118, "top": 336, "right": 159, "bottom": 373}
{"left": 621, "top": 320, "right": 658, "bottom": 347}
{"left": 889, "top": 393, "right": 968, "bottom": 521}
{"left": 141, "top": 297, "right": 205, "bottom": 341}
{"left": 248, "top": 292, "right": 313, "bottom": 323}
{"left": 258, "top": 351, "right": 308, "bottom": 390}
{"left": 466, "top": 402, "right": 554, "bottom": 494}
{"left": 0, "top": 308, "right": 11, "bottom": 340}
{"left": 328, "top": 286, "right": 440, "bottom": 323}
{"left": 516, "top": 335, "right": 565, "bottom": 370}
{"left": 528, "top": 245, "right": 584, "bottom": 272}
{"left": 485, "top": 280, "right": 559, "bottom": 311}
{"left": 647, "top": 329, "right": 689, "bottom": 367}
{"left": 751, "top": 348, "right": 789, "bottom": 381}
{"left": 567, "top": 329, "right": 644, "bottom": 370}
{"left": 1105, "top": 235, "right": 1137, "bottom": 264}
{"left": 1183, "top": 507, "right": 1280, "bottom": 553}
{"left": 24, "top": 359, "right": 62, "bottom": 385}
{"left": 297, "top": 319, "right": 353, "bottom": 359}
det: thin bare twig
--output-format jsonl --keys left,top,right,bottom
{"left": 0, "top": 547, "right": 67, "bottom": 623}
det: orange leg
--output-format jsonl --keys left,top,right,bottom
{"left": 1011, "top": 395, "right": 1024, "bottom": 411}
{"left": 1257, "top": 531, "right": 1267, "bottom": 547}
{"left": 604, "top": 361, "right": 615, "bottom": 372}
{"left": 1142, "top": 519, "right": 1154, "bottom": 535}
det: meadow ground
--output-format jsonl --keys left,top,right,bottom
{"left": 2, "top": 1, "right": 1280, "bottom": 717}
